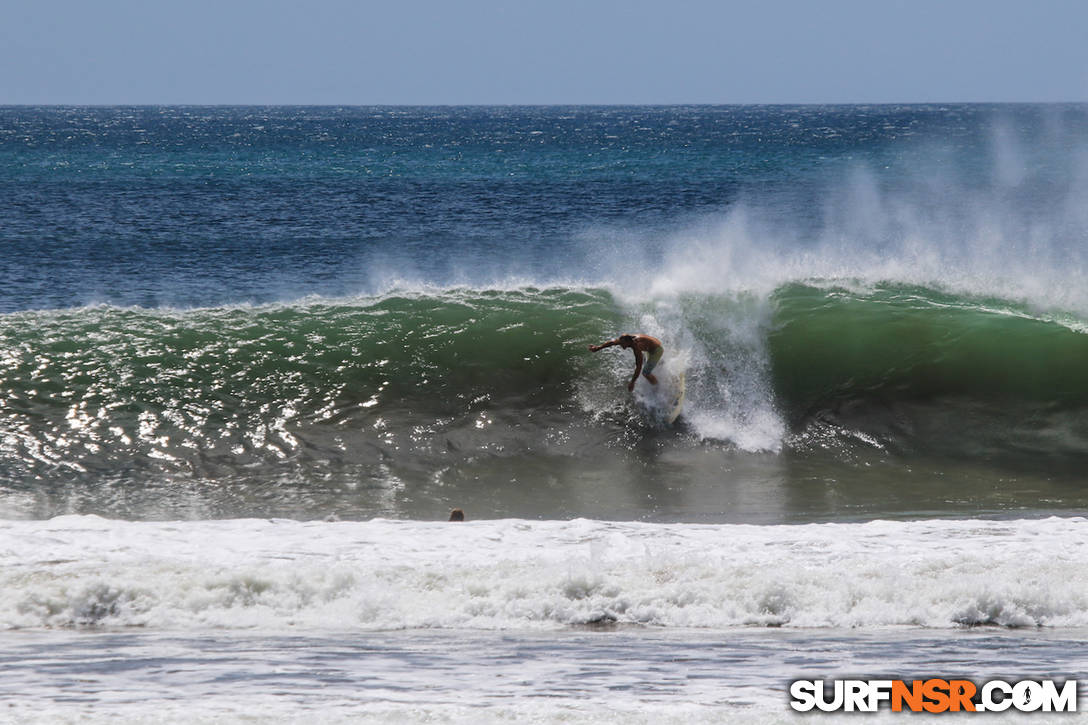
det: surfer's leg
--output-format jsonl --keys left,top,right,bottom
{"left": 642, "top": 347, "right": 663, "bottom": 384}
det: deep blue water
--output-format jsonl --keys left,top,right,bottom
{"left": 5, "top": 104, "right": 1081, "bottom": 311}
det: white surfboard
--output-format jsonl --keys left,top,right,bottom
{"left": 664, "top": 371, "right": 686, "bottom": 424}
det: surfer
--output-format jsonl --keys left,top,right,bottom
{"left": 588, "top": 334, "right": 662, "bottom": 392}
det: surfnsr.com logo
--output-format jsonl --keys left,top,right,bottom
{"left": 789, "top": 679, "right": 1078, "bottom": 713}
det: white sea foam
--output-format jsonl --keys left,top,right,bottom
{"left": 3, "top": 515, "right": 1086, "bottom": 632}
{"left": 628, "top": 288, "right": 786, "bottom": 451}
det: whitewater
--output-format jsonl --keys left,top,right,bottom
{"left": 2, "top": 515, "right": 1088, "bottom": 723}
{"left": 5, "top": 516, "right": 1088, "bottom": 630}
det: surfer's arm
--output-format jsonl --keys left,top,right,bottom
{"left": 588, "top": 339, "right": 619, "bottom": 352}
{"left": 628, "top": 350, "right": 644, "bottom": 392}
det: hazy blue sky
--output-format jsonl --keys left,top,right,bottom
{"left": 3, "top": 0, "right": 1087, "bottom": 104}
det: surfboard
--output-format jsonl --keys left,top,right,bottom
{"left": 665, "top": 371, "right": 686, "bottom": 424}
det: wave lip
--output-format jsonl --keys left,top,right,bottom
{"left": 3, "top": 515, "right": 1085, "bottom": 631}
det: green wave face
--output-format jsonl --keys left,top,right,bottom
{"left": 5, "top": 281, "right": 1088, "bottom": 504}
{"left": 0, "top": 288, "right": 620, "bottom": 485}
{"left": 768, "top": 282, "right": 1088, "bottom": 463}
{"left": 769, "top": 283, "right": 1088, "bottom": 413}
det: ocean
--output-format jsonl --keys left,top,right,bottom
{"left": 1, "top": 104, "right": 1087, "bottom": 722}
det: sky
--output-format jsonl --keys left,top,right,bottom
{"left": 2, "top": 0, "right": 1087, "bottom": 105}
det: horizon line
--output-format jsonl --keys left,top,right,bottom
{"left": 2, "top": 100, "right": 1086, "bottom": 108}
